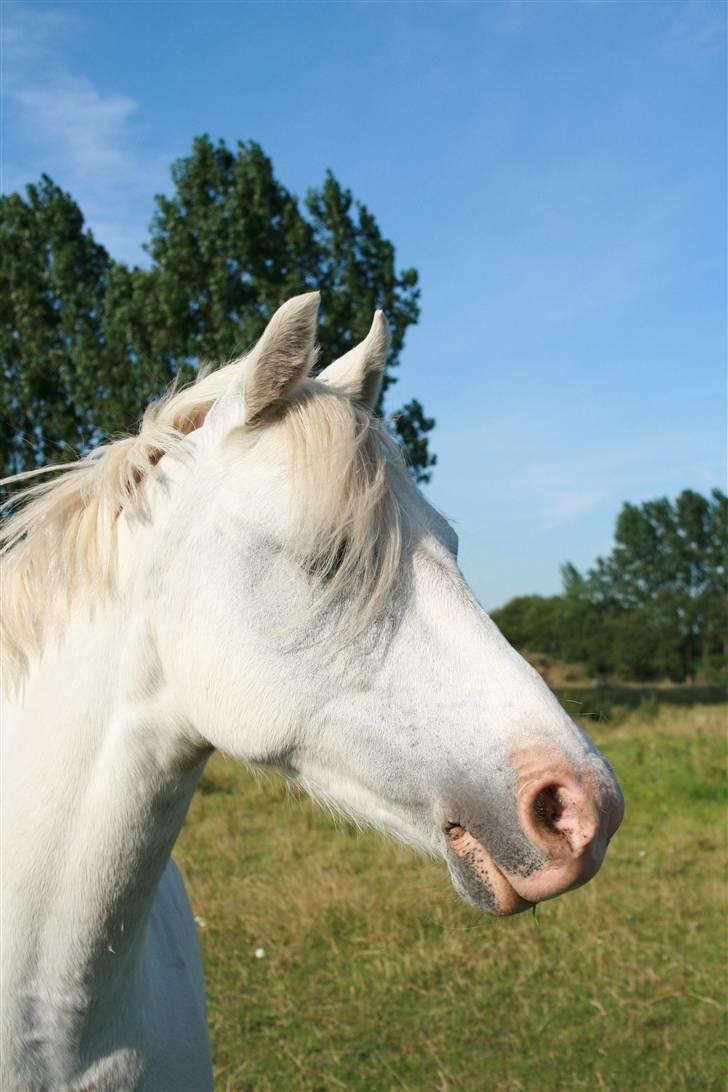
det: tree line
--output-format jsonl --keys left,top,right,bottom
{"left": 492, "top": 489, "right": 727, "bottom": 684}
{"left": 1, "top": 135, "right": 435, "bottom": 481}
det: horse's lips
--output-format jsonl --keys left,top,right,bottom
{"left": 445, "top": 824, "right": 533, "bottom": 916}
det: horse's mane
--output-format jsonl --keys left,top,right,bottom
{"left": 1, "top": 359, "right": 410, "bottom": 688}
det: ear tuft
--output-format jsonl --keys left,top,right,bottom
{"left": 244, "top": 292, "right": 320, "bottom": 424}
{"left": 318, "top": 310, "right": 390, "bottom": 411}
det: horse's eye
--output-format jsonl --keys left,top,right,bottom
{"left": 307, "top": 538, "right": 349, "bottom": 582}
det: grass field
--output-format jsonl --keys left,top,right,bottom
{"left": 175, "top": 704, "right": 727, "bottom": 1091}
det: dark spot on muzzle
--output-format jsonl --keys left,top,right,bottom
{"left": 447, "top": 848, "right": 498, "bottom": 913}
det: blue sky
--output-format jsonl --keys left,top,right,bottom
{"left": 2, "top": 0, "right": 725, "bottom": 609}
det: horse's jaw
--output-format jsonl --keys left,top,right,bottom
{"left": 444, "top": 824, "right": 534, "bottom": 915}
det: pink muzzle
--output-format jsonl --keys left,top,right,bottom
{"left": 445, "top": 745, "right": 624, "bottom": 915}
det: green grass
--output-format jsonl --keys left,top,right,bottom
{"left": 175, "top": 705, "right": 727, "bottom": 1091}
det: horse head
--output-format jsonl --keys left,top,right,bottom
{"left": 148, "top": 292, "right": 624, "bottom": 915}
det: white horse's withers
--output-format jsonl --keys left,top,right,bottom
{"left": 1, "top": 294, "right": 624, "bottom": 1091}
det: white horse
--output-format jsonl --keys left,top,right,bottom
{"left": 1, "top": 293, "right": 623, "bottom": 1091}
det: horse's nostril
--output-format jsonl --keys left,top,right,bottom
{"left": 444, "top": 821, "right": 466, "bottom": 842}
{"left": 508, "top": 749, "right": 624, "bottom": 902}
{"left": 525, "top": 779, "right": 598, "bottom": 857}
{"left": 532, "top": 785, "right": 566, "bottom": 832}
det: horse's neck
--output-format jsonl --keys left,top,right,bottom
{"left": 1, "top": 596, "right": 208, "bottom": 1069}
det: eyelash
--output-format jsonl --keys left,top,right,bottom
{"left": 306, "top": 539, "right": 349, "bottom": 581}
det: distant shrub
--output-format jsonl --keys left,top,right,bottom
{"left": 634, "top": 695, "right": 660, "bottom": 722}
{"left": 554, "top": 685, "right": 727, "bottom": 725}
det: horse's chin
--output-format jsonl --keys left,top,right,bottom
{"left": 444, "top": 824, "right": 533, "bottom": 917}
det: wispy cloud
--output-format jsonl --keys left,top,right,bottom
{"left": 1, "top": 2, "right": 75, "bottom": 61}
{"left": 429, "top": 399, "right": 724, "bottom": 534}
{"left": 2, "top": 3, "right": 166, "bottom": 264}
{"left": 477, "top": 158, "right": 699, "bottom": 325}
{"left": 16, "top": 80, "right": 140, "bottom": 174}
{"left": 661, "top": 0, "right": 726, "bottom": 62}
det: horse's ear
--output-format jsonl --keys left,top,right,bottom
{"left": 243, "top": 292, "right": 320, "bottom": 424}
{"left": 318, "top": 310, "right": 389, "bottom": 411}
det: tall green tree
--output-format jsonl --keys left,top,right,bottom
{"left": 1, "top": 136, "right": 436, "bottom": 480}
{"left": 493, "top": 490, "right": 727, "bottom": 682}
{"left": 0, "top": 177, "right": 112, "bottom": 471}
{"left": 570, "top": 489, "right": 728, "bottom": 680}
{"left": 147, "top": 137, "right": 433, "bottom": 478}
